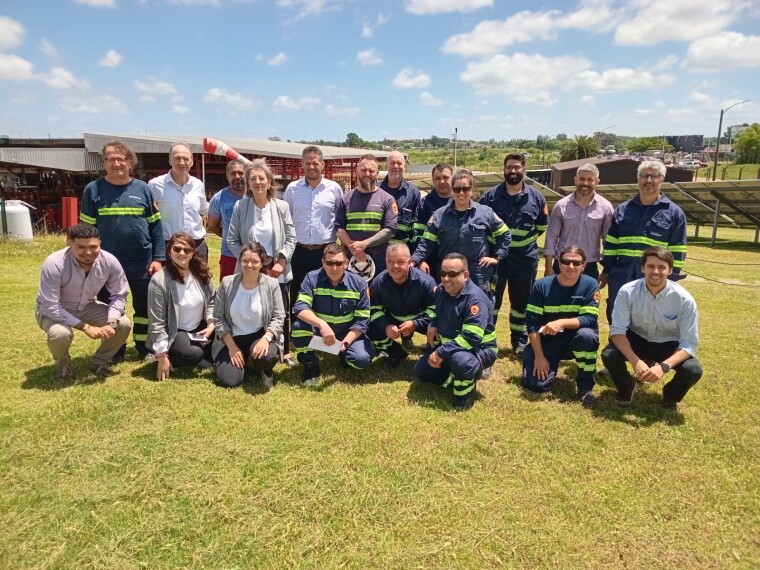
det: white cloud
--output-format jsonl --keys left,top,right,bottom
{"left": 419, "top": 91, "right": 443, "bottom": 106}
{"left": 654, "top": 100, "right": 666, "bottom": 108}
{"left": 99, "top": 49, "right": 122, "bottom": 68}
{"left": 172, "top": 104, "right": 190, "bottom": 114}
{"left": 268, "top": 52, "right": 288, "bottom": 66}
{"left": 255, "top": 54, "right": 264, "bottom": 62}
{"left": 580, "top": 95, "right": 594, "bottom": 104}
{"left": 61, "top": 95, "right": 127, "bottom": 114}
{"left": 357, "top": 48, "right": 382, "bottom": 66}
{"left": 204, "top": 87, "right": 256, "bottom": 111}
{"left": 685, "top": 32, "right": 760, "bottom": 71}
{"left": 276, "top": 0, "right": 341, "bottom": 24}
{"left": 42, "top": 67, "right": 91, "bottom": 90}
{"left": 39, "top": 39, "right": 58, "bottom": 59}
{"left": 652, "top": 54, "right": 679, "bottom": 71}
{"left": 393, "top": 67, "right": 431, "bottom": 89}
{"left": 0, "top": 54, "right": 34, "bottom": 81}
{"left": 168, "top": 0, "right": 220, "bottom": 4}
{"left": 0, "top": 16, "right": 25, "bottom": 51}
{"left": 569, "top": 68, "right": 675, "bottom": 92}
{"left": 273, "top": 95, "right": 321, "bottom": 112}
{"left": 326, "top": 104, "right": 360, "bottom": 119}
{"left": 405, "top": 0, "right": 491, "bottom": 15}
{"left": 135, "top": 77, "right": 178, "bottom": 100}
{"left": 361, "top": 12, "right": 390, "bottom": 38}
{"left": 635, "top": 109, "right": 652, "bottom": 115}
{"left": 615, "top": 0, "right": 738, "bottom": 46}
{"left": 74, "top": 0, "right": 117, "bottom": 7}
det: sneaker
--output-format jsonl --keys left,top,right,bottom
{"left": 302, "top": 364, "right": 320, "bottom": 387}
{"left": 480, "top": 366, "right": 492, "bottom": 379}
{"left": 261, "top": 370, "right": 275, "bottom": 389}
{"left": 662, "top": 398, "right": 679, "bottom": 411}
{"left": 402, "top": 336, "right": 415, "bottom": 350}
{"left": 386, "top": 342, "right": 409, "bottom": 368}
{"left": 55, "top": 364, "right": 73, "bottom": 379}
{"left": 283, "top": 356, "right": 298, "bottom": 368}
{"left": 615, "top": 379, "right": 637, "bottom": 404}
{"left": 513, "top": 344, "right": 526, "bottom": 359}
{"left": 143, "top": 353, "right": 157, "bottom": 363}
{"left": 580, "top": 391, "right": 598, "bottom": 408}
{"left": 90, "top": 363, "right": 117, "bottom": 377}
{"left": 453, "top": 391, "right": 477, "bottom": 412}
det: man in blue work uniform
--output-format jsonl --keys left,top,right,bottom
{"left": 600, "top": 160, "right": 687, "bottom": 323}
{"left": 292, "top": 243, "right": 374, "bottom": 386}
{"left": 80, "top": 140, "right": 164, "bottom": 359}
{"left": 380, "top": 151, "right": 420, "bottom": 248}
{"left": 479, "top": 152, "right": 547, "bottom": 356}
{"left": 411, "top": 163, "right": 453, "bottom": 280}
{"left": 414, "top": 253, "right": 498, "bottom": 411}
{"left": 336, "top": 154, "right": 398, "bottom": 277}
{"left": 411, "top": 169, "right": 510, "bottom": 306}
{"left": 369, "top": 243, "right": 436, "bottom": 367}
{"left": 521, "top": 245, "right": 601, "bottom": 407}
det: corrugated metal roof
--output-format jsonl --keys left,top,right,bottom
{"left": 83, "top": 132, "right": 390, "bottom": 161}
{"left": 552, "top": 156, "right": 638, "bottom": 170}
{"left": 0, "top": 148, "right": 101, "bottom": 172}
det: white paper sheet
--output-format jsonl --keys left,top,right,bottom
{"left": 308, "top": 335, "right": 342, "bottom": 355}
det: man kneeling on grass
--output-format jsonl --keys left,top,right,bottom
{"left": 601, "top": 246, "right": 702, "bottom": 411}
{"left": 414, "top": 253, "right": 497, "bottom": 411}
{"left": 36, "top": 223, "right": 132, "bottom": 378}
{"left": 521, "top": 245, "right": 601, "bottom": 407}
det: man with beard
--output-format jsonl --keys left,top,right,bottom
{"left": 336, "top": 154, "right": 398, "bottom": 277}
{"left": 207, "top": 159, "right": 247, "bottom": 281}
{"left": 380, "top": 151, "right": 421, "bottom": 248}
{"left": 411, "top": 163, "right": 453, "bottom": 280}
{"left": 600, "top": 160, "right": 687, "bottom": 323}
{"left": 543, "top": 163, "right": 613, "bottom": 280}
{"left": 479, "top": 153, "right": 548, "bottom": 357}
{"left": 36, "top": 223, "right": 132, "bottom": 378}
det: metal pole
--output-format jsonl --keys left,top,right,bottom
{"left": 712, "top": 109, "right": 723, "bottom": 182}
{"left": 201, "top": 154, "right": 206, "bottom": 187}
{"left": 711, "top": 198, "right": 721, "bottom": 245}
{"left": 453, "top": 127, "right": 458, "bottom": 169}
{"left": 0, "top": 194, "right": 7, "bottom": 237}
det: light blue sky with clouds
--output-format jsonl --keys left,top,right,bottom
{"left": 1, "top": 0, "right": 758, "bottom": 143}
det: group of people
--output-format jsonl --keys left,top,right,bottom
{"left": 35, "top": 140, "right": 703, "bottom": 412}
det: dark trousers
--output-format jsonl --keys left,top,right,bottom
{"left": 415, "top": 345, "right": 496, "bottom": 397}
{"left": 215, "top": 329, "right": 279, "bottom": 388}
{"left": 521, "top": 328, "right": 599, "bottom": 395}
{"left": 279, "top": 283, "right": 291, "bottom": 353}
{"left": 552, "top": 260, "right": 599, "bottom": 280}
{"left": 169, "top": 320, "right": 212, "bottom": 368}
{"left": 289, "top": 244, "right": 328, "bottom": 311}
{"left": 601, "top": 331, "right": 703, "bottom": 402}
{"left": 494, "top": 261, "right": 537, "bottom": 349}
{"left": 291, "top": 318, "right": 374, "bottom": 370}
{"left": 99, "top": 259, "right": 151, "bottom": 357}
{"left": 368, "top": 316, "right": 428, "bottom": 351}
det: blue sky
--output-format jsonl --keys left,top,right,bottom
{"left": 1, "top": 0, "right": 759, "bottom": 143}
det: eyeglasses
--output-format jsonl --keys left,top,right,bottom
{"left": 638, "top": 173, "right": 663, "bottom": 180}
{"left": 171, "top": 246, "right": 194, "bottom": 254}
{"left": 505, "top": 165, "right": 523, "bottom": 172}
{"left": 559, "top": 259, "right": 584, "bottom": 267}
{"left": 452, "top": 186, "right": 472, "bottom": 194}
{"left": 241, "top": 258, "right": 261, "bottom": 266}
{"left": 324, "top": 260, "right": 345, "bottom": 267}
{"left": 440, "top": 269, "right": 465, "bottom": 278}
{"left": 105, "top": 157, "right": 127, "bottom": 164}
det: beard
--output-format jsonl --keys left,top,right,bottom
{"left": 231, "top": 180, "right": 245, "bottom": 191}
{"left": 359, "top": 178, "right": 376, "bottom": 192}
{"left": 506, "top": 172, "right": 524, "bottom": 185}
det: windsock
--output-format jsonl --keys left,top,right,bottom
{"left": 203, "top": 137, "right": 252, "bottom": 165}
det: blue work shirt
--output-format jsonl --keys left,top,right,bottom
{"left": 208, "top": 186, "right": 244, "bottom": 258}
{"left": 293, "top": 268, "right": 370, "bottom": 336}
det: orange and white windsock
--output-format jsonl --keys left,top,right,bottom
{"left": 202, "top": 137, "right": 252, "bottom": 165}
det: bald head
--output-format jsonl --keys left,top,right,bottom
{"left": 386, "top": 151, "right": 406, "bottom": 187}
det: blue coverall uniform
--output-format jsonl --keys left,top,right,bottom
{"left": 380, "top": 177, "right": 421, "bottom": 247}
{"left": 601, "top": 193, "right": 687, "bottom": 323}
{"left": 521, "top": 274, "right": 600, "bottom": 397}
{"left": 412, "top": 191, "right": 452, "bottom": 280}
{"left": 415, "top": 279, "right": 498, "bottom": 404}
{"left": 80, "top": 178, "right": 165, "bottom": 356}
{"left": 292, "top": 268, "right": 374, "bottom": 370}
{"left": 479, "top": 182, "right": 548, "bottom": 349}
{"left": 411, "top": 201, "right": 510, "bottom": 305}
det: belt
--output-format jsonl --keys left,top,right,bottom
{"left": 297, "top": 242, "right": 328, "bottom": 250}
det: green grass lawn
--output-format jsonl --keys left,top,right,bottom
{"left": 1, "top": 232, "right": 759, "bottom": 569}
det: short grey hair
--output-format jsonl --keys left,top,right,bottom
{"left": 169, "top": 141, "right": 192, "bottom": 159}
{"left": 386, "top": 242, "right": 411, "bottom": 257}
{"left": 637, "top": 160, "right": 666, "bottom": 178}
{"left": 576, "top": 163, "right": 599, "bottom": 177}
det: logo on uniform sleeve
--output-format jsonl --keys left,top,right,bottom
{"left": 391, "top": 202, "right": 398, "bottom": 214}
{"left": 543, "top": 204, "right": 548, "bottom": 215}
{"left": 470, "top": 305, "right": 480, "bottom": 316}
{"left": 594, "top": 290, "right": 601, "bottom": 303}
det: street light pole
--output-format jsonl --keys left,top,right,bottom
{"left": 712, "top": 99, "right": 750, "bottom": 181}
{"left": 596, "top": 124, "right": 615, "bottom": 153}
{"left": 452, "top": 127, "right": 458, "bottom": 169}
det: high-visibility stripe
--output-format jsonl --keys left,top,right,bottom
{"left": 579, "top": 306, "right": 600, "bottom": 315}
{"left": 80, "top": 213, "right": 97, "bottom": 224}
{"left": 133, "top": 333, "right": 148, "bottom": 341}
{"left": 510, "top": 309, "right": 525, "bottom": 318}
{"left": 421, "top": 231, "right": 439, "bottom": 243}
{"left": 526, "top": 304, "right": 544, "bottom": 315}
{"left": 132, "top": 316, "right": 150, "bottom": 325}
{"left": 346, "top": 223, "right": 381, "bottom": 231}
{"left": 297, "top": 293, "right": 313, "bottom": 305}
{"left": 390, "top": 311, "right": 423, "bottom": 321}
{"left": 510, "top": 323, "right": 526, "bottom": 332}
{"left": 354, "top": 309, "right": 370, "bottom": 318}
{"left": 511, "top": 235, "right": 538, "bottom": 248}
{"left": 454, "top": 335, "right": 473, "bottom": 349}
{"left": 668, "top": 245, "right": 687, "bottom": 253}
{"left": 462, "top": 323, "right": 484, "bottom": 340}
{"left": 314, "top": 312, "right": 354, "bottom": 324}
{"left": 98, "top": 207, "right": 145, "bottom": 216}
{"left": 346, "top": 211, "right": 382, "bottom": 220}
{"left": 291, "top": 330, "right": 314, "bottom": 338}
{"left": 313, "top": 288, "right": 360, "bottom": 300}
{"left": 146, "top": 212, "right": 161, "bottom": 223}
{"left": 573, "top": 350, "right": 598, "bottom": 360}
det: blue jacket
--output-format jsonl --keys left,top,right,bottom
{"left": 369, "top": 267, "right": 436, "bottom": 331}
{"left": 380, "top": 177, "right": 421, "bottom": 246}
{"left": 479, "top": 182, "right": 547, "bottom": 270}
{"left": 526, "top": 274, "right": 600, "bottom": 334}
{"left": 293, "top": 269, "right": 370, "bottom": 336}
{"left": 412, "top": 191, "right": 452, "bottom": 253}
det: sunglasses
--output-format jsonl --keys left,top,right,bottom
{"left": 171, "top": 246, "right": 194, "bottom": 254}
{"left": 324, "top": 260, "right": 345, "bottom": 267}
{"left": 440, "top": 269, "right": 465, "bottom": 278}
{"left": 452, "top": 186, "right": 472, "bottom": 194}
{"left": 559, "top": 259, "right": 584, "bottom": 267}
{"left": 638, "top": 174, "right": 662, "bottom": 180}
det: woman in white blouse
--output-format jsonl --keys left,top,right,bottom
{"left": 147, "top": 232, "right": 215, "bottom": 381}
{"left": 212, "top": 242, "right": 285, "bottom": 388}
{"left": 227, "top": 159, "right": 296, "bottom": 366}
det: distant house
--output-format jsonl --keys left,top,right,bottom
{"left": 550, "top": 156, "right": 693, "bottom": 193}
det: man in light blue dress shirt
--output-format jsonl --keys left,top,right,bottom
{"left": 602, "top": 246, "right": 702, "bottom": 411}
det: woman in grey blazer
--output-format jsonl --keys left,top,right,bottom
{"left": 213, "top": 242, "right": 285, "bottom": 388}
{"left": 227, "top": 159, "right": 296, "bottom": 366}
{"left": 147, "top": 232, "right": 215, "bottom": 381}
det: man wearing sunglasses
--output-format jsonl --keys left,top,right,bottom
{"left": 601, "top": 160, "right": 687, "bottom": 323}
{"left": 410, "top": 163, "right": 454, "bottom": 280}
{"left": 521, "top": 246, "right": 601, "bottom": 407}
{"left": 292, "top": 243, "right": 373, "bottom": 385}
{"left": 414, "top": 253, "right": 497, "bottom": 411}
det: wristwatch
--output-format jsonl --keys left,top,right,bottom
{"left": 659, "top": 362, "right": 671, "bottom": 373}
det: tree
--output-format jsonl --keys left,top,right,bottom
{"left": 556, "top": 133, "right": 568, "bottom": 141}
{"left": 345, "top": 132, "right": 362, "bottom": 148}
{"left": 734, "top": 123, "right": 760, "bottom": 164}
{"left": 559, "top": 135, "right": 597, "bottom": 162}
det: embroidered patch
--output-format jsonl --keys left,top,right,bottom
{"left": 594, "top": 290, "right": 601, "bottom": 303}
{"left": 470, "top": 305, "right": 480, "bottom": 316}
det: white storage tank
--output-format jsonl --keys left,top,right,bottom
{"left": 1, "top": 200, "right": 34, "bottom": 241}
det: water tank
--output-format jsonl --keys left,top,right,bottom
{"left": 1, "top": 200, "right": 34, "bottom": 240}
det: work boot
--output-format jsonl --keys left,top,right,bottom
{"left": 90, "top": 363, "right": 116, "bottom": 377}
{"left": 302, "top": 363, "right": 320, "bottom": 387}
{"left": 453, "top": 391, "right": 477, "bottom": 412}
{"left": 615, "top": 378, "right": 637, "bottom": 404}
{"left": 386, "top": 341, "right": 409, "bottom": 368}
{"left": 401, "top": 335, "right": 415, "bottom": 351}
{"left": 56, "top": 364, "right": 73, "bottom": 380}
{"left": 261, "top": 370, "right": 275, "bottom": 389}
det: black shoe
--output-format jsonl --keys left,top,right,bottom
{"left": 615, "top": 379, "right": 637, "bottom": 404}
{"left": 662, "top": 398, "right": 679, "bottom": 411}
{"left": 513, "top": 344, "right": 526, "bottom": 359}
{"left": 90, "top": 363, "right": 116, "bottom": 377}
{"left": 302, "top": 364, "right": 320, "bottom": 387}
{"left": 386, "top": 342, "right": 409, "bottom": 368}
{"left": 453, "top": 391, "right": 477, "bottom": 412}
{"left": 580, "top": 391, "right": 598, "bottom": 408}
{"left": 401, "top": 336, "right": 415, "bottom": 350}
{"left": 261, "top": 370, "right": 275, "bottom": 389}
